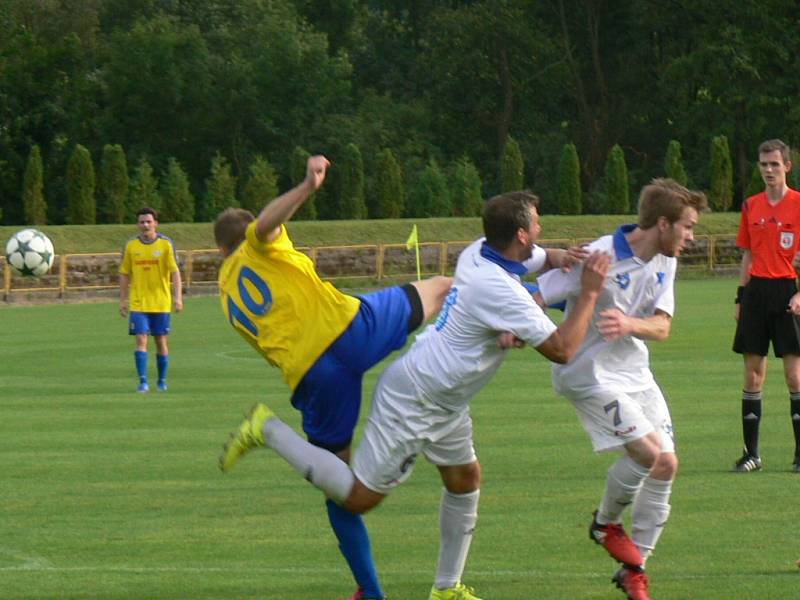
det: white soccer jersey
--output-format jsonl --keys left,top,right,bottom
{"left": 536, "top": 225, "right": 676, "bottom": 395}
{"left": 398, "top": 238, "right": 558, "bottom": 412}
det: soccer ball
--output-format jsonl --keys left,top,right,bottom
{"left": 5, "top": 228, "right": 55, "bottom": 277}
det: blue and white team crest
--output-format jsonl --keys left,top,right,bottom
{"left": 780, "top": 231, "right": 794, "bottom": 250}
{"left": 614, "top": 272, "right": 631, "bottom": 290}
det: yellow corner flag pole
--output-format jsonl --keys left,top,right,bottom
{"left": 405, "top": 224, "right": 421, "bottom": 281}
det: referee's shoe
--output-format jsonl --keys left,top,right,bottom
{"left": 733, "top": 450, "right": 762, "bottom": 473}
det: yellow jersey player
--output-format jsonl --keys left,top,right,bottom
{"left": 119, "top": 207, "right": 183, "bottom": 393}
{"left": 214, "top": 155, "right": 451, "bottom": 600}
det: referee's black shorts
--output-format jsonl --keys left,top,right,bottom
{"left": 733, "top": 276, "right": 800, "bottom": 357}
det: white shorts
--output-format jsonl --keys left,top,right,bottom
{"left": 564, "top": 384, "right": 675, "bottom": 454}
{"left": 352, "top": 360, "right": 477, "bottom": 495}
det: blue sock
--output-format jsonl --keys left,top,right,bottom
{"left": 156, "top": 354, "right": 168, "bottom": 383}
{"left": 134, "top": 351, "right": 147, "bottom": 383}
{"left": 325, "top": 499, "right": 383, "bottom": 599}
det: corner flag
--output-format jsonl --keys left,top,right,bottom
{"left": 405, "top": 224, "right": 421, "bottom": 281}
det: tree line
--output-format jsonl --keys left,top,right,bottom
{"left": 3, "top": 0, "right": 800, "bottom": 225}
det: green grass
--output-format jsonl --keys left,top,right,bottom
{"left": 0, "top": 211, "right": 741, "bottom": 254}
{"left": 1, "top": 278, "right": 798, "bottom": 599}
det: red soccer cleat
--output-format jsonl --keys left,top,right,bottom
{"left": 589, "top": 511, "right": 643, "bottom": 567}
{"left": 612, "top": 566, "right": 650, "bottom": 600}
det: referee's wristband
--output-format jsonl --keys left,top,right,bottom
{"left": 735, "top": 286, "right": 745, "bottom": 304}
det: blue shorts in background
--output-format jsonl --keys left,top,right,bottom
{"left": 129, "top": 312, "right": 171, "bottom": 336}
{"left": 291, "top": 285, "right": 412, "bottom": 451}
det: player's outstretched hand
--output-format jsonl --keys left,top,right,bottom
{"left": 306, "top": 155, "right": 331, "bottom": 191}
{"left": 596, "top": 307, "right": 631, "bottom": 342}
{"left": 561, "top": 243, "right": 590, "bottom": 272}
{"left": 579, "top": 251, "right": 611, "bottom": 293}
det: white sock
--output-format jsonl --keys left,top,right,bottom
{"left": 434, "top": 488, "right": 479, "bottom": 590}
{"left": 597, "top": 454, "right": 651, "bottom": 524}
{"left": 631, "top": 476, "right": 672, "bottom": 563}
{"left": 261, "top": 418, "right": 354, "bottom": 503}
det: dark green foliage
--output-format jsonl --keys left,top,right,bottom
{"left": 557, "top": 143, "right": 582, "bottom": 215}
{"left": 241, "top": 155, "right": 278, "bottom": 216}
{"left": 500, "top": 136, "right": 524, "bottom": 192}
{"left": 665, "top": 140, "right": 688, "bottom": 186}
{"left": 745, "top": 162, "right": 763, "bottom": 200}
{"left": 709, "top": 135, "right": 733, "bottom": 211}
{"left": 604, "top": 144, "right": 629, "bottom": 214}
{"left": 408, "top": 159, "right": 451, "bottom": 218}
{"left": 98, "top": 144, "right": 128, "bottom": 224}
{"left": 290, "top": 146, "right": 316, "bottom": 221}
{"left": 372, "top": 148, "right": 404, "bottom": 219}
{"left": 451, "top": 156, "right": 483, "bottom": 217}
{"left": 23, "top": 145, "right": 47, "bottom": 224}
{"left": 202, "top": 153, "right": 237, "bottom": 222}
{"left": 160, "top": 158, "right": 194, "bottom": 222}
{"left": 66, "top": 144, "right": 96, "bottom": 224}
{"left": 788, "top": 149, "right": 800, "bottom": 192}
{"left": 128, "top": 158, "right": 160, "bottom": 219}
{"left": 338, "top": 143, "right": 366, "bottom": 219}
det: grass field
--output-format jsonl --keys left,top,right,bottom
{"left": 2, "top": 277, "right": 799, "bottom": 599}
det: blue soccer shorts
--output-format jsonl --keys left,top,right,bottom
{"left": 129, "top": 311, "right": 171, "bottom": 336}
{"left": 291, "top": 284, "right": 423, "bottom": 452}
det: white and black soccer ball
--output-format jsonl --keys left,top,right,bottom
{"left": 5, "top": 228, "right": 55, "bottom": 277}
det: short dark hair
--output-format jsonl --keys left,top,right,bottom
{"left": 758, "top": 139, "right": 791, "bottom": 163}
{"left": 214, "top": 207, "right": 255, "bottom": 255}
{"left": 637, "top": 178, "right": 708, "bottom": 229}
{"left": 136, "top": 207, "right": 158, "bottom": 221}
{"left": 482, "top": 190, "right": 539, "bottom": 250}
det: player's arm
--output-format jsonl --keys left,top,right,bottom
{"left": 543, "top": 244, "right": 589, "bottom": 272}
{"left": 597, "top": 308, "right": 671, "bottom": 342}
{"left": 119, "top": 273, "right": 130, "bottom": 317}
{"left": 735, "top": 249, "right": 752, "bottom": 321}
{"left": 254, "top": 155, "right": 330, "bottom": 243}
{"left": 534, "top": 251, "right": 610, "bottom": 363}
{"left": 172, "top": 268, "right": 183, "bottom": 313}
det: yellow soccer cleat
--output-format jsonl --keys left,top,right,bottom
{"left": 219, "top": 403, "right": 274, "bottom": 472}
{"left": 428, "top": 582, "right": 483, "bottom": 600}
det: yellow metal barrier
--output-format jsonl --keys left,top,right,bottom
{"left": 1, "top": 236, "right": 743, "bottom": 302}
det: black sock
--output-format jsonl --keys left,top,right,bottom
{"left": 790, "top": 393, "right": 800, "bottom": 458}
{"left": 742, "top": 391, "right": 762, "bottom": 457}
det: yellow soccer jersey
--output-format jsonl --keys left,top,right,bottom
{"left": 218, "top": 222, "right": 361, "bottom": 390}
{"left": 119, "top": 234, "right": 179, "bottom": 313}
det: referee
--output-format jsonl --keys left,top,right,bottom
{"left": 733, "top": 139, "right": 800, "bottom": 473}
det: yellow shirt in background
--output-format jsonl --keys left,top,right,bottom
{"left": 218, "top": 222, "right": 360, "bottom": 390}
{"left": 120, "top": 234, "right": 179, "bottom": 313}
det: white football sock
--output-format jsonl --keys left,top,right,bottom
{"left": 434, "top": 488, "right": 479, "bottom": 590}
{"left": 631, "top": 476, "right": 672, "bottom": 563}
{"left": 596, "top": 454, "right": 651, "bottom": 524}
{"left": 262, "top": 417, "right": 354, "bottom": 503}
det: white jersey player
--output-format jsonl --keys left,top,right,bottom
{"left": 217, "top": 190, "right": 610, "bottom": 600}
{"left": 536, "top": 178, "right": 707, "bottom": 600}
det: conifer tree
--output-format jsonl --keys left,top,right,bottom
{"left": 710, "top": 135, "right": 733, "bottom": 211}
{"left": 604, "top": 144, "right": 629, "bottom": 214}
{"left": 664, "top": 140, "right": 688, "bottom": 186}
{"left": 408, "top": 158, "right": 451, "bottom": 217}
{"left": 98, "top": 144, "right": 129, "bottom": 224}
{"left": 203, "top": 152, "right": 238, "bottom": 221}
{"left": 451, "top": 156, "right": 482, "bottom": 217}
{"left": 373, "top": 148, "right": 404, "bottom": 218}
{"left": 339, "top": 143, "right": 366, "bottom": 219}
{"left": 160, "top": 157, "right": 195, "bottom": 222}
{"left": 129, "top": 158, "right": 160, "bottom": 218}
{"left": 241, "top": 155, "right": 278, "bottom": 215}
{"left": 66, "top": 144, "right": 96, "bottom": 224}
{"left": 23, "top": 145, "right": 47, "bottom": 224}
{"left": 500, "top": 136, "right": 524, "bottom": 192}
{"left": 557, "top": 143, "right": 582, "bottom": 215}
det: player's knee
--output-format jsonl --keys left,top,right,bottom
{"left": 441, "top": 461, "right": 481, "bottom": 494}
{"left": 342, "top": 479, "right": 384, "bottom": 515}
{"left": 651, "top": 452, "right": 678, "bottom": 480}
